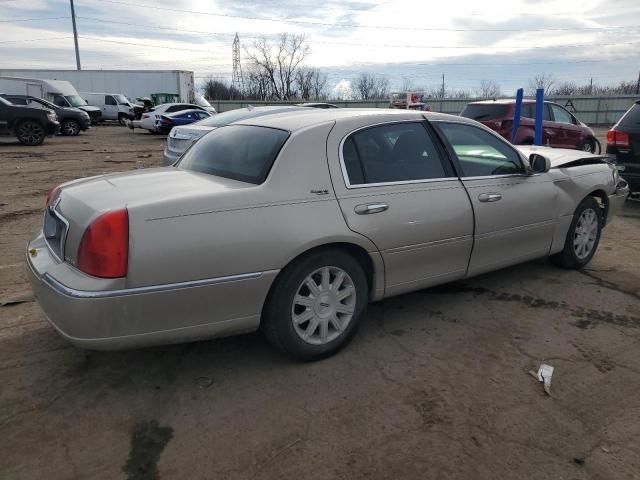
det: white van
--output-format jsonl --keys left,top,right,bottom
{"left": 81, "top": 92, "right": 139, "bottom": 125}
{"left": 0, "top": 76, "right": 101, "bottom": 123}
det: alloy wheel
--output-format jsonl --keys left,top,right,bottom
{"left": 573, "top": 208, "right": 598, "bottom": 259}
{"left": 18, "top": 122, "right": 44, "bottom": 145}
{"left": 62, "top": 120, "right": 79, "bottom": 136}
{"left": 291, "top": 266, "right": 356, "bottom": 345}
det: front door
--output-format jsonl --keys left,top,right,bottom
{"left": 549, "top": 103, "right": 582, "bottom": 149}
{"left": 103, "top": 95, "right": 118, "bottom": 120}
{"left": 327, "top": 118, "right": 474, "bottom": 297}
{"left": 434, "top": 121, "right": 557, "bottom": 277}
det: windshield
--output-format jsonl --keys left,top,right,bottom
{"left": 195, "top": 95, "right": 212, "bottom": 108}
{"left": 460, "top": 104, "right": 509, "bottom": 121}
{"left": 65, "top": 95, "right": 87, "bottom": 107}
{"left": 178, "top": 125, "right": 289, "bottom": 184}
{"left": 114, "top": 94, "right": 130, "bottom": 105}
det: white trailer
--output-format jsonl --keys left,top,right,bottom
{"left": 0, "top": 69, "right": 195, "bottom": 104}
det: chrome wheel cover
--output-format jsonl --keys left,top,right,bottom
{"left": 573, "top": 208, "right": 598, "bottom": 259}
{"left": 291, "top": 266, "right": 356, "bottom": 345}
{"left": 582, "top": 142, "right": 593, "bottom": 152}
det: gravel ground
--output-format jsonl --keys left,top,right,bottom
{"left": 1, "top": 125, "right": 639, "bottom": 480}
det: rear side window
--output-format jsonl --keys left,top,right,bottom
{"left": 178, "top": 125, "right": 289, "bottom": 184}
{"left": 342, "top": 122, "right": 447, "bottom": 185}
{"left": 460, "top": 104, "right": 509, "bottom": 121}
{"left": 617, "top": 103, "right": 640, "bottom": 130}
{"left": 436, "top": 122, "right": 524, "bottom": 177}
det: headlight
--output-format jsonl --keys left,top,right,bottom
{"left": 47, "top": 112, "right": 57, "bottom": 122}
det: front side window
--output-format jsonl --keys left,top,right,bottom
{"left": 551, "top": 104, "right": 574, "bottom": 124}
{"left": 105, "top": 95, "right": 117, "bottom": 106}
{"left": 343, "top": 122, "right": 447, "bottom": 185}
{"left": 178, "top": 125, "right": 289, "bottom": 184}
{"left": 436, "top": 122, "right": 524, "bottom": 177}
{"left": 53, "top": 95, "right": 68, "bottom": 107}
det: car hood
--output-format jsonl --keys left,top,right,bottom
{"left": 78, "top": 105, "right": 101, "bottom": 113}
{"left": 515, "top": 145, "right": 611, "bottom": 168}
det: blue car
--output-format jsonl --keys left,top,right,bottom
{"left": 159, "top": 109, "right": 211, "bottom": 134}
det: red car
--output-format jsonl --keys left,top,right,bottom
{"left": 460, "top": 99, "right": 598, "bottom": 153}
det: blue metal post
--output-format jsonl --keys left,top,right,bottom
{"left": 511, "top": 88, "right": 523, "bottom": 143}
{"left": 534, "top": 88, "right": 544, "bottom": 145}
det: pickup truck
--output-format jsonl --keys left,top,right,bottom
{"left": 0, "top": 95, "right": 60, "bottom": 145}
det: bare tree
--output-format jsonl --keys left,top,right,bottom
{"left": 399, "top": 77, "right": 414, "bottom": 92}
{"left": 477, "top": 80, "right": 501, "bottom": 99}
{"left": 528, "top": 73, "right": 556, "bottom": 96}
{"left": 293, "top": 67, "right": 327, "bottom": 100}
{"left": 554, "top": 81, "right": 578, "bottom": 96}
{"left": 202, "top": 78, "right": 241, "bottom": 100}
{"left": 244, "top": 33, "right": 310, "bottom": 100}
{"left": 354, "top": 73, "right": 390, "bottom": 100}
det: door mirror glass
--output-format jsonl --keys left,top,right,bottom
{"left": 529, "top": 153, "right": 551, "bottom": 173}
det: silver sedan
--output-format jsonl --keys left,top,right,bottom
{"left": 27, "top": 109, "right": 629, "bottom": 360}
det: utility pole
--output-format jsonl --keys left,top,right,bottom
{"left": 70, "top": 0, "right": 81, "bottom": 70}
{"left": 441, "top": 73, "right": 445, "bottom": 99}
{"left": 636, "top": 70, "right": 639, "bottom": 95}
{"left": 589, "top": 77, "right": 593, "bottom": 95}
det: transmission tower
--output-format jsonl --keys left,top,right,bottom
{"left": 231, "top": 33, "right": 243, "bottom": 99}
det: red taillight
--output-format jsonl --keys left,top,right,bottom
{"left": 607, "top": 129, "right": 630, "bottom": 147}
{"left": 46, "top": 185, "right": 61, "bottom": 206}
{"left": 161, "top": 118, "right": 172, "bottom": 126}
{"left": 142, "top": 114, "right": 150, "bottom": 119}
{"left": 77, "top": 209, "right": 129, "bottom": 278}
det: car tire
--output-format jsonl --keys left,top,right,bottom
{"left": 261, "top": 249, "right": 369, "bottom": 361}
{"left": 118, "top": 114, "right": 129, "bottom": 126}
{"left": 61, "top": 119, "right": 80, "bottom": 136}
{"left": 580, "top": 138, "right": 595, "bottom": 153}
{"left": 16, "top": 120, "right": 45, "bottom": 146}
{"left": 550, "top": 197, "right": 602, "bottom": 269}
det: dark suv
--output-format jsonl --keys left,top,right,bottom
{"left": 1, "top": 94, "right": 90, "bottom": 136}
{"left": 460, "top": 99, "right": 598, "bottom": 152}
{"left": 607, "top": 100, "right": 640, "bottom": 193}
{"left": 0, "top": 95, "right": 59, "bottom": 145}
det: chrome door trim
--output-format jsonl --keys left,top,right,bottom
{"left": 338, "top": 119, "right": 459, "bottom": 189}
{"left": 43, "top": 198, "right": 70, "bottom": 264}
{"left": 41, "top": 271, "right": 263, "bottom": 299}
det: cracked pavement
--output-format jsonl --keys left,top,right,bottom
{"left": 1, "top": 127, "right": 639, "bottom": 479}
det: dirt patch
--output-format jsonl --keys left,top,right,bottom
{"left": 123, "top": 420, "right": 174, "bottom": 480}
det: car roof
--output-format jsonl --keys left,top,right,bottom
{"left": 165, "top": 109, "right": 209, "bottom": 117}
{"left": 233, "top": 108, "right": 475, "bottom": 131}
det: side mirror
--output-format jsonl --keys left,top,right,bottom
{"left": 529, "top": 153, "right": 551, "bottom": 174}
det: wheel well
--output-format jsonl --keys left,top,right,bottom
{"left": 588, "top": 189, "right": 609, "bottom": 224}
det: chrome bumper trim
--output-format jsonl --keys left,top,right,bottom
{"left": 41, "top": 271, "right": 263, "bottom": 299}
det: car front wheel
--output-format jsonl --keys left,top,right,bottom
{"left": 61, "top": 119, "right": 80, "bottom": 136}
{"left": 262, "top": 249, "right": 369, "bottom": 360}
{"left": 551, "top": 197, "right": 602, "bottom": 269}
{"left": 16, "top": 121, "right": 45, "bottom": 145}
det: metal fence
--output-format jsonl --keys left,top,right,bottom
{"left": 211, "top": 95, "right": 639, "bottom": 126}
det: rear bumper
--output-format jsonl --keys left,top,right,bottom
{"left": 27, "top": 234, "right": 276, "bottom": 350}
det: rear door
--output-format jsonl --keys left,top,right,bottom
{"left": 327, "top": 118, "right": 474, "bottom": 297}
{"left": 433, "top": 121, "right": 557, "bottom": 276}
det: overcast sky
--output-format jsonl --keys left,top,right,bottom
{"left": 1, "top": 0, "right": 639, "bottom": 96}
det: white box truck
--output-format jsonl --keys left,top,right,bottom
{"left": 0, "top": 69, "right": 195, "bottom": 104}
{"left": 0, "top": 76, "right": 102, "bottom": 122}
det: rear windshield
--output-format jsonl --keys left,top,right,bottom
{"left": 177, "top": 125, "right": 289, "bottom": 184}
{"left": 460, "top": 104, "right": 510, "bottom": 121}
{"left": 617, "top": 102, "right": 640, "bottom": 131}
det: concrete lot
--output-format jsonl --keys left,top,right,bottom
{"left": 1, "top": 126, "right": 639, "bottom": 480}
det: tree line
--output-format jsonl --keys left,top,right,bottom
{"left": 202, "top": 34, "right": 639, "bottom": 101}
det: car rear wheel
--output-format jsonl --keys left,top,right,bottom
{"left": 16, "top": 121, "right": 45, "bottom": 146}
{"left": 261, "top": 249, "right": 368, "bottom": 361}
{"left": 61, "top": 119, "right": 80, "bottom": 136}
{"left": 551, "top": 197, "right": 602, "bottom": 269}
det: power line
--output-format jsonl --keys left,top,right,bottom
{"left": 91, "top": 0, "right": 640, "bottom": 33}
{"left": 0, "top": 16, "right": 70, "bottom": 23}
{"left": 77, "top": 35, "right": 229, "bottom": 53}
{"left": 0, "top": 36, "right": 72, "bottom": 44}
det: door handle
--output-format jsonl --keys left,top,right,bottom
{"left": 478, "top": 193, "right": 502, "bottom": 203}
{"left": 354, "top": 203, "right": 388, "bottom": 215}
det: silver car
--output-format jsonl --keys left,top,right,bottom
{"left": 27, "top": 109, "right": 629, "bottom": 360}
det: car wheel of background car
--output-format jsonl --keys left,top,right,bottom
{"left": 16, "top": 121, "right": 45, "bottom": 146}
{"left": 580, "top": 138, "right": 596, "bottom": 153}
{"left": 261, "top": 248, "right": 369, "bottom": 361}
{"left": 118, "top": 114, "right": 129, "bottom": 126}
{"left": 551, "top": 196, "right": 602, "bottom": 269}
{"left": 61, "top": 119, "right": 80, "bottom": 136}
